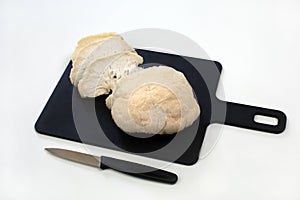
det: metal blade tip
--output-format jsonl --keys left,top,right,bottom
{"left": 44, "top": 148, "right": 100, "bottom": 167}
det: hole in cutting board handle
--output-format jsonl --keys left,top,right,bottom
{"left": 254, "top": 115, "right": 279, "bottom": 126}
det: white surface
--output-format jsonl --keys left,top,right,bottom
{"left": 1, "top": 0, "right": 300, "bottom": 199}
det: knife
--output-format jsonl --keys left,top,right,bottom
{"left": 45, "top": 148, "right": 178, "bottom": 184}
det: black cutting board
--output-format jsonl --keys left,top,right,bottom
{"left": 35, "top": 49, "right": 286, "bottom": 165}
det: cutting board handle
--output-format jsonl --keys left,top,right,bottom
{"left": 214, "top": 101, "right": 287, "bottom": 134}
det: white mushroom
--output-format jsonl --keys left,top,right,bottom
{"left": 71, "top": 32, "right": 117, "bottom": 62}
{"left": 77, "top": 52, "right": 143, "bottom": 98}
{"left": 70, "top": 35, "right": 136, "bottom": 86}
{"left": 110, "top": 66, "right": 200, "bottom": 134}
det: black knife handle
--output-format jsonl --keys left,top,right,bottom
{"left": 100, "top": 156, "right": 178, "bottom": 184}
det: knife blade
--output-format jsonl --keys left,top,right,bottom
{"left": 45, "top": 148, "right": 178, "bottom": 184}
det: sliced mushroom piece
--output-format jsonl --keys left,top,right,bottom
{"left": 77, "top": 52, "right": 143, "bottom": 98}
{"left": 71, "top": 32, "right": 117, "bottom": 62}
{"left": 70, "top": 35, "right": 135, "bottom": 86}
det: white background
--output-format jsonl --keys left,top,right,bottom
{"left": 1, "top": 0, "right": 300, "bottom": 199}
